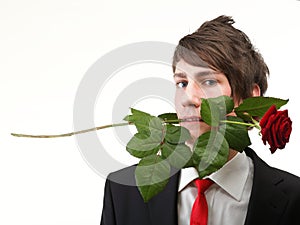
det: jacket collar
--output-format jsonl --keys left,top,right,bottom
{"left": 178, "top": 152, "right": 250, "bottom": 201}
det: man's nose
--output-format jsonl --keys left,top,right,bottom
{"left": 182, "top": 81, "right": 203, "bottom": 108}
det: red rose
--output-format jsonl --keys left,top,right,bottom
{"left": 259, "top": 105, "right": 292, "bottom": 153}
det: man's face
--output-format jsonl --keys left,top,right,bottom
{"left": 174, "top": 59, "right": 232, "bottom": 145}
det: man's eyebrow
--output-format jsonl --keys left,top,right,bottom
{"left": 173, "top": 71, "right": 219, "bottom": 78}
{"left": 173, "top": 72, "right": 186, "bottom": 78}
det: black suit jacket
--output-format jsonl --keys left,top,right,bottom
{"left": 100, "top": 148, "right": 300, "bottom": 225}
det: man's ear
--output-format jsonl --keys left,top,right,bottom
{"left": 252, "top": 84, "right": 261, "bottom": 97}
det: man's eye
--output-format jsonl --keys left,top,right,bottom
{"left": 176, "top": 81, "right": 188, "bottom": 88}
{"left": 202, "top": 79, "right": 217, "bottom": 86}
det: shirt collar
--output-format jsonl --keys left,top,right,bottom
{"left": 178, "top": 151, "right": 250, "bottom": 201}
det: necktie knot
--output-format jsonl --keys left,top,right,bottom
{"left": 195, "top": 179, "right": 214, "bottom": 195}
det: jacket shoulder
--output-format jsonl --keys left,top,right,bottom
{"left": 107, "top": 165, "right": 138, "bottom": 187}
{"left": 244, "top": 147, "right": 300, "bottom": 224}
{"left": 271, "top": 166, "right": 300, "bottom": 193}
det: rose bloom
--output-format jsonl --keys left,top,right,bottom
{"left": 259, "top": 105, "right": 292, "bottom": 153}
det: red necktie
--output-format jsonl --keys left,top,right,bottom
{"left": 190, "top": 179, "right": 214, "bottom": 225}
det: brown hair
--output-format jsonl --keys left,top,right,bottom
{"left": 172, "top": 15, "right": 269, "bottom": 101}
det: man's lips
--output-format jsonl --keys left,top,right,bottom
{"left": 180, "top": 117, "right": 203, "bottom": 123}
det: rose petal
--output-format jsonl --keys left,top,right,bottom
{"left": 260, "top": 105, "right": 277, "bottom": 127}
{"left": 259, "top": 106, "right": 292, "bottom": 154}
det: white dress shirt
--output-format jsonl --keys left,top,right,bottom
{"left": 178, "top": 151, "right": 254, "bottom": 225}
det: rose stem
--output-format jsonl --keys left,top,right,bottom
{"left": 11, "top": 122, "right": 131, "bottom": 138}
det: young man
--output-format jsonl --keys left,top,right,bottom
{"left": 100, "top": 15, "right": 300, "bottom": 225}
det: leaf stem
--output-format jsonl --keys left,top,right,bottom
{"left": 220, "top": 119, "right": 261, "bottom": 130}
{"left": 11, "top": 122, "right": 131, "bottom": 138}
{"left": 220, "top": 120, "right": 255, "bottom": 127}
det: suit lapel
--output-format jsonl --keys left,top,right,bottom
{"left": 147, "top": 170, "right": 180, "bottom": 225}
{"left": 244, "top": 148, "right": 289, "bottom": 225}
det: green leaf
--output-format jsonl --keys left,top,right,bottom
{"left": 126, "top": 115, "right": 164, "bottom": 158}
{"left": 158, "top": 113, "right": 179, "bottom": 124}
{"left": 192, "top": 130, "right": 229, "bottom": 178}
{"left": 219, "top": 116, "right": 251, "bottom": 152}
{"left": 208, "top": 95, "right": 234, "bottom": 114}
{"left": 147, "top": 116, "right": 165, "bottom": 134}
{"left": 201, "top": 96, "right": 234, "bottom": 126}
{"left": 234, "top": 97, "right": 289, "bottom": 118}
{"left": 201, "top": 99, "right": 220, "bottom": 126}
{"left": 164, "top": 124, "right": 191, "bottom": 144}
{"left": 161, "top": 142, "right": 192, "bottom": 168}
{"left": 124, "top": 108, "right": 163, "bottom": 134}
{"left": 234, "top": 111, "right": 253, "bottom": 122}
{"left": 135, "top": 155, "right": 171, "bottom": 202}
{"left": 123, "top": 108, "right": 152, "bottom": 122}
{"left": 126, "top": 132, "right": 161, "bottom": 158}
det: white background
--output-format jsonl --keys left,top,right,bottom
{"left": 1, "top": 0, "right": 300, "bottom": 224}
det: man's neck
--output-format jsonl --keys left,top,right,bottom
{"left": 228, "top": 149, "right": 238, "bottom": 161}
